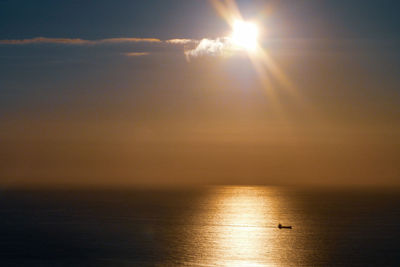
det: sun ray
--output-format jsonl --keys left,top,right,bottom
{"left": 210, "top": 0, "right": 311, "bottom": 120}
{"left": 209, "top": 0, "right": 243, "bottom": 27}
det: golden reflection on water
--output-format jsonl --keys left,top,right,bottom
{"left": 213, "top": 187, "right": 273, "bottom": 266}
{"left": 191, "top": 186, "right": 292, "bottom": 267}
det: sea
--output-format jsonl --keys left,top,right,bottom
{"left": 0, "top": 186, "right": 399, "bottom": 266}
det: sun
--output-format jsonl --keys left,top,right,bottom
{"left": 231, "top": 20, "right": 259, "bottom": 52}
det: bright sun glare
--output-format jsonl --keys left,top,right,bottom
{"left": 231, "top": 20, "right": 259, "bottom": 52}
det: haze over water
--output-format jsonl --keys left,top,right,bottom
{"left": 1, "top": 186, "right": 399, "bottom": 266}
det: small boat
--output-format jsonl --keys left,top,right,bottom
{"left": 278, "top": 223, "right": 292, "bottom": 229}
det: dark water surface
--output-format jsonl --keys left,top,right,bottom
{"left": 0, "top": 186, "right": 399, "bottom": 266}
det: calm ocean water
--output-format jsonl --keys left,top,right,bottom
{"left": 0, "top": 186, "right": 399, "bottom": 266}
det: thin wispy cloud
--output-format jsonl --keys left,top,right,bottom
{"left": 166, "top": 39, "right": 197, "bottom": 45}
{"left": 123, "top": 52, "right": 150, "bottom": 57}
{"left": 0, "top": 37, "right": 89, "bottom": 45}
{"left": 99, "top": 38, "right": 161, "bottom": 44}
{"left": 0, "top": 37, "right": 161, "bottom": 45}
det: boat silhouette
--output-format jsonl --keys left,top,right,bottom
{"left": 278, "top": 223, "right": 292, "bottom": 229}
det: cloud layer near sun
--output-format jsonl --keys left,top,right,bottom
{"left": 0, "top": 36, "right": 239, "bottom": 59}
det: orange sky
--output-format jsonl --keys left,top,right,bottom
{"left": 1, "top": 1, "right": 399, "bottom": 187}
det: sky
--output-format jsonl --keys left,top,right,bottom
{"left": 0, "top": 0, "right": 399, "bottom": 187}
